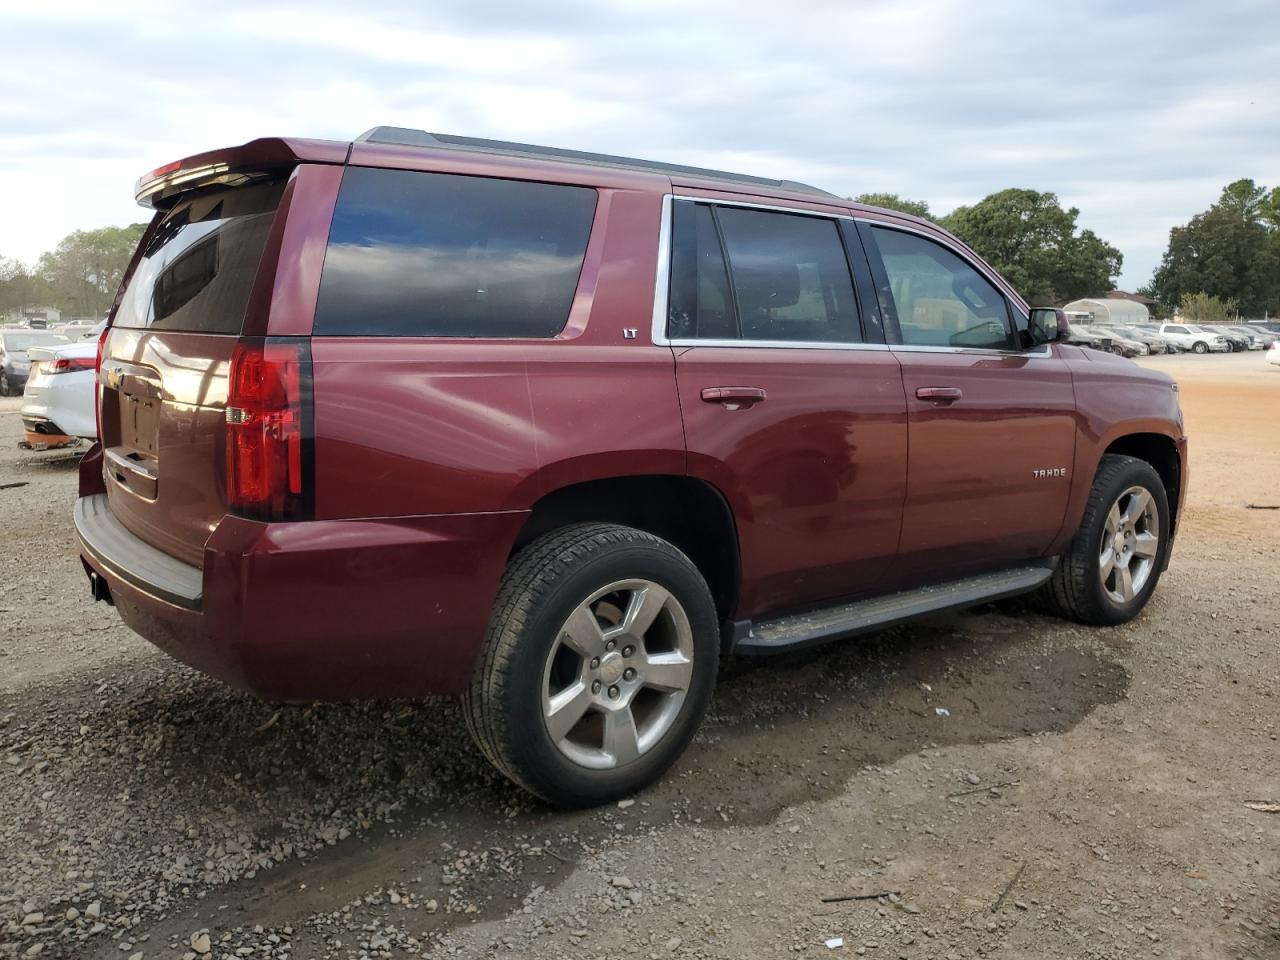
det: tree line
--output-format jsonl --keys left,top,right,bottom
{"left": 859, "top": 180, "right": 1280, "bottom": 319}
{"left": 4, "top": 180, "right": 1276, "bottom": 324}
{"left": 0, "top": 224, "right": 146, "bottom": 320}
{"left": 1145, "top": 180, "right": 1279, "bottom": 318}
{"left": 853, "top": 190, "right": 1121, "bottom": 305}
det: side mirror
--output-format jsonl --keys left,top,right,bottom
{"left": 1028, "top": 307, "right": 1068, "bottom": 346}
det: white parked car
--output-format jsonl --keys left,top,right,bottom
{"left": 0, "top": 329, "right": 71, "bottom": 395}
{"left": 19, "top": 324, "right": 103, "bottom": 442}
{"left": 1267, "top": 341, "right": 1280, "bottom": 367}
{"left": 1158, "top": 323, "right": 1231, "bottom": 354}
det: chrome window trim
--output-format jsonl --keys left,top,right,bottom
{"left": 889, "top": 342, "right": 1053, "bottom": 359}
{"left": 668, "top": 337, "right": 891, "bottom": 352}
{"left": 651, "top": 193, "right": 1046, "bottom": 356}
{"left": 673, "top": 193, "right": 855, "bottom": 221}
{"left": 650, "top": 194, "right": 675, "bottom": 346}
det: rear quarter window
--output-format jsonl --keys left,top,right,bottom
{"left": 313, "top": 168, "right": 597, "bottom": 338}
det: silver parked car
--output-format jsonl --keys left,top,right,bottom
{"left": 1102, "top": 324, "right": 1170, "bottom": 354}
{"left": 1088, "top": 325, "right": 1152, "bottom": 356}
{"left": 1225, "top": 325, "right": 1274, "bottom": 349}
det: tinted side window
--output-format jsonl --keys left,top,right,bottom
{"left": 871, "top": 227, "right": 1015, "bottom": 350}
{"left": 315, "top": 168, "right": 597, "bottom": 338}
{"left": 668, "top": 202, "right": 736, "bottom": 339}
{"left": 716, "top": 208, "right": 861, "bottom": 343}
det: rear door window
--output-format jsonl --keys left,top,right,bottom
{"left": 667, "top": 201, "right": 861, "bottom": 344}
{"left": 667, "top": 203, "right": 736, "bottom": 339}
{"left": 314, "top": 168, "right": 597, "bottom": 338}
{"left": 113, "top": 179, "right": 285, "bottom": 334}
{"left": 717, "top": 207, "right": 861, "bottom": 343}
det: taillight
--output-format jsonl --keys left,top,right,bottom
{"left": 94, "top": 325, "right": 108, "bottom": 441}
{"left": 47, "top": 357, "right": 96, "bottom": 375}
{"left": 226, "top": 338, "right": 313, "bottom": 521}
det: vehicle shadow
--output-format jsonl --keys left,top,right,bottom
{"left": 16, "top": 445, "right": 85, "bottom": 470}
{"left": 3, "top": 604, "right": 1127, "bottom": 956}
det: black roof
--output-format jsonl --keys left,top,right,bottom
{"left": 356, "top": 127, "right": 838, "bottom": 199}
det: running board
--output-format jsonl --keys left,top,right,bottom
{"left": 731, "top": 561, "right": 1057, "bottom": 656}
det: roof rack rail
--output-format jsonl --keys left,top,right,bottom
{"left": 355, "top": 127, "right": 837, "bottom": 199}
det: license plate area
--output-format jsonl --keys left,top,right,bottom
{"left": 120, "top": 387, "right": 160, "bottom": 457}
{"left": 104, "top": 365, "right": 163, "bottom": 500}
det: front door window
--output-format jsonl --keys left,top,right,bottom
{"left": 870, "top": 227, "right": 1016, "bottom": 351}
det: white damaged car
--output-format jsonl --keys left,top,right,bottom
{"left": 20, "top": 322, "right": 103, "bottom": 445}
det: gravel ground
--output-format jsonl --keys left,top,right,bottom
{"left": 0, "top": 352, "right": 1277, "bottom": 959}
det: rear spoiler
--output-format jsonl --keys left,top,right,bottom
{"left": 25, "top": 345, "right": 64, "bottom": 362}
{"left": 134, "top": 136, "right": 348, "bottom": 208}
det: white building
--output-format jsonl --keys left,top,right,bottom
{"left": 1061, "top": 297, "right": 1149, "bottom": 325}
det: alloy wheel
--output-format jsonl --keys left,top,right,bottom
{"left": 541, "top": 579, "right": 694, "bottom": 770}
{"left": 1099, "top": 485, "right": 1160, "bottom": 604}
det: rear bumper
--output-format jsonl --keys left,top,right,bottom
{"left": 22, "top": 415, "right": 70, "bottom": 437}
{"left": 21, "top": 373, "right": 96, "bottom": 438}
{"left": 75, "top": 489, "right": 527, "bottom": 700}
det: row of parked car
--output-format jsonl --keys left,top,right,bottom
{"left": 0, "top": 322, "right": 104, "bottom": 445}
{"left": 1064, "top": 321, "right": 1280, "bottom": 357}
{"left": 4, "top": 314, "right": 1277, "bottom": 449}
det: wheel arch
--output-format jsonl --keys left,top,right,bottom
{"left": 1102, "top": 432, "right": 1182, "bottom": 533}
{"left": 511, "top": 475, "right": 742, "bottom": 622}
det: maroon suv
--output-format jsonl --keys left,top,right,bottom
{"left": 77, "top": 129, "right": 1187, "bottom": 806}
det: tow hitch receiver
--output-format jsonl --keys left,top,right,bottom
{"left": 84, "top": 563, "right": 114, "bottom": 605}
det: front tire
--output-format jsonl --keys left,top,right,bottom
{"left": 1192, "top": 341, "right": 1208, "bottom": 354}
{"left": 1040, "top": 455, "right": 1170, "bottom": 626}
{"left": 463, "top": 523, "right": 719, "bottom": 807}
{"left": 0, "top": 371, "right": 10, "bottom": 396}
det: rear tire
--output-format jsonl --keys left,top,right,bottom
{"left": 1040, "top": 455, "right": 1170, "bottom": 626}
{"left": 463, "top": 523, "right": 719, "bottom": 807}
{"left": 0, "top": 371, "right": 10, "bottom": 396}
{"left": 1192, "top": 341, "right": 1208, "bottom": 354}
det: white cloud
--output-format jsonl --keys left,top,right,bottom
{"left": 1, "top": 0, "right": 1279, "bottom": 290}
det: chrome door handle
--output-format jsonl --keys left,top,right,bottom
{"left": 701, "top": 386, "right": 767, "bottom": 409}
{"left": 915, "top": 386, "right": 963, "bottom": 403}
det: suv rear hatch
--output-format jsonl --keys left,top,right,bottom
{"left": 98, "top": 174, "right": 288, "bottom": 567}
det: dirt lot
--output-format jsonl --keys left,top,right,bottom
{"left": 1, "top": 352, "right": 1277, "bottom": 960}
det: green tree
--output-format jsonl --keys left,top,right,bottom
{"left": 1179, "top": 291, "right": 1236, "bottom": 322}
{"left": 1261, "top": 186, "right": 1280, "bottom": 229}
{"left": 35, "top": 224, "right": 146, "bottom": 318}
{"left": 1150, "top": 180, "right": 1280, "bottom": 317}
{"left": 1135, "top": 282, "right": 1172, "bottom": 320}
{"left": 940, "top": 188, "right": 1122, "bottom": 303}
{"left": 0, "top": 256, "right": 38, "bottom": 319}
{"left": 1217, "top": 178, "right": 1268, "bottom": 221}
{"left": 852, "top": 193, "right": 933, "bottom": 220}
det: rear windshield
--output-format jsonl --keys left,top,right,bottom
{"left": 1, "top": 332, "right": 69, "bottom": 352}
{"left": 313, "top": 167, "right": 597, "bottom": 338}
{"left": 113, "top": 179, "right": 284, "bottom": 334}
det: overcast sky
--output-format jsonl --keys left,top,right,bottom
{"left": 2, "top": 0, "right": 1278, "bottom": 289}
